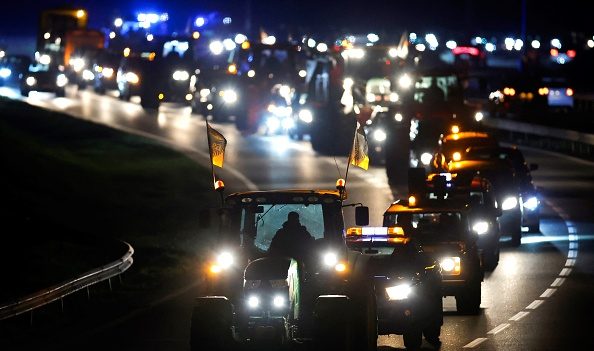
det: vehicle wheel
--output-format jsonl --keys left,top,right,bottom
{"left": 55, "top": 88, "right": 65, "bottom": 97}
{"left": 403, "top": 329, "right": 422, "bottom": 350}
{"left": 314, "top": 295, "right": 351, "bottom": 351}
{"left": 190, "top": 297, "right": 234, "bottom": 351}
{"left": 423, "top": 292, "right": 442, "bottom": 347}
{"left": 351, "top": 285, "right": 377, "bottom": 351}
{"left": 510, "top": 228, "right": 522, "bottom": 247}
{"left": 482, "top": 246, "right": 500, "bottom": 271}
{"left": 456, "top": 280, "right": 481, "bottom": 315}
{"left": 528, "top": 223, "right": 540, "bottom": 233}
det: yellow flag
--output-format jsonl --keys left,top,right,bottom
{"left": 207, "top": 123, "right": 227, "bottom": 168}
{"left": 350, "top": 122, "right": 369, "bottom": 170}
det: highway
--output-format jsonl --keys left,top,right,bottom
{"left": 2, "top": 86, "right": 593, "bottom": 350}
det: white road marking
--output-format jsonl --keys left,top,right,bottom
{"left": 509, "top": 311, "right": 530, "bottom": 321}
{"left": 540, "top": 288, "right": 557, "bottom": 298}
{"left": 559, "top": 268, "right": 572, "bottom": 276}
{"left": 526, "top": 300, "right": 544, "bottom": 310}
{"left": 565, "top": 259, "right": 576, "bottom": 267}
{"left": 568, "top": 227, "right": 577, "bottom": 234}
{"left": 568, "top": 234, "right": 578, "bottom": 241}
{"left": 463, "top": 338, "right": 489, "bottom": 348}
{"left": 569, "top": 242, "right": 578, "bottom": 249}
{"left": 551, "top": 278, "right": 566, "bottom": 287}
{"left": 487, "top": 323, "right": 510, "bottom": 335}
{"left": 567, "top": 250, "right": 578, "bottom": 258}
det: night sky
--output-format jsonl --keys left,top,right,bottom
{"left": 0, "top": 0, "right": 591, "bottom": 39}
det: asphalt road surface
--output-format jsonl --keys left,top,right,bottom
{"left": 2, "top": 86, "right": 593, "bottom": 350}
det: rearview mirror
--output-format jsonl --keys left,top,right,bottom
{"left": 355, "top": 206, "right": 370, "bottom": 226}
{"left": 529, "top": 163, "right": 538, "bottom": 171}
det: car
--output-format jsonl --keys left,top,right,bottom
{"left": 20, "top": 63, "right": 68, "bottom": 97}
{"left": 190, "top": 189, "right": 377, "bottom": 351}
{"left": 424, "top": 171, "right": 503, "bottom": 270}
{"left": 117, "top": 37, "right": 194, "bottom": 109}
{"left": 0, "top": 54, "right": 31, "bottom": 87}
{"left": 383, "top": 196, "right": 484, "bottom": 314}
{"left": 437, "top": 131, "right": 499, "bottom": 164}
{"left": 464, "top": 145, "right": 540, "bottom": 232}
{"left": 92, "top": 49, "right": 122, "bottom": 94}
{"left": 445, "top": 159, "right": 524, "bottom": 246}
{"left": 345, "top": 225, "right": 443, "bottom": 349}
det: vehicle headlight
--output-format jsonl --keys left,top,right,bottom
{"left": 440, "top": 257, "right": 461, "bottom": 274}
{"left": 366, "top": 93, "right": 376, "bottom": 103}
{"left": 26, "top": 76, "right": 36, "bottom": 86}
{"left": 398, "top": 74, "right": 412, "bottom": 89}
{"left": 323, "top": 252, "right": 338, "bottom": 267}
{"left": 82, "top": 69, "right": 95, "bottom": 81}
{"left": 523, "top": 196, "right": 539, "bottom": 211}
{"left": 281, "top": 117, "right": 295, "bottom": 130}
{"left": 247, "top": 295, "right": 260, "bottom": 309}
{"left": 385, "top": 283, "right": 412, "bottom": 300}
{"left": 221, "top": 89, "right": 237, "bottom": 103}
{"left": 266, "top": 116, "right": 280, "bottom": 132}
{"left": 216, "top": 251, "right": 234, "bottom": 269}
{"left": 394, "top": 113, "right": 403, "bottom": 122}
{"left": 452, "top": 151, "right": 462, "bottom": 161}
{"left": 474, "top": 111, "right": 484, "bottom": 122}
{"left": 70, "top": 57, "right": 85, "bottom": 72}
{"left": 56, "top": 73, "right": 68, "bottom": 87}
{"left": 279, "top": 85, "right": 291, "bottom": 98}
{"left": 421, "top": 152, "right": 433, "bottom": 165}
{"left": 472, "top": 221, "right": 489, "bottom": 235}
{"left": 125, "top": 72, "right": 140, "bottom": 84}
{"left": 272, "top": 295, "right": 285, "bottom": 308}
{"left": 373, "top": 129, "right": 387, "bottom": 142}
{"left": 0, "top": 67, "right": 11, "bottom": 78}
{"left": 172, "top": 70, "right": 190, "bottom": 81}
{"left": 501, "top": 196, "right": 518, "bottom": 211}
{"left": 39, "top": 54, "right": 51, "bottom": 65}
{"left": 200, "top": 88, "right": 211, "bottom": 98}
{"left": 299, "top": 109, "right": 313, "bottom": 123}
{"left": 102, "top": 67, "right": 114, "bottom": 78}
{"left": 389, "top": 92, "right": 399, "bottom": 102}
{"left": 209, "top": 41, "right": 224, "bottom": 55}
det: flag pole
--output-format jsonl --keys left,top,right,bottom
{"left": 344, "top": 119, "right": 359, "bottom": 186}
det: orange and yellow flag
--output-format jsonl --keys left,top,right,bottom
{"left": 207, "top": 122, "right": 227, "bottom": 168}
{"left": 350, "top": 122, "right": 369, "bottom": 170}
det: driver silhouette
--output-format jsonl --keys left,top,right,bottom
{"left": 269, "top": 211, "right": 314, "bottom": 261}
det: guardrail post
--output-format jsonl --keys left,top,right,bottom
{"left": 108, "top": 278, "right": 112, "bottom": 291}
{"left": 87, "top": 286, "right": 90, "bottom": 300}
{"left": 60, "top": 298, "right": 64, "bottom": 313}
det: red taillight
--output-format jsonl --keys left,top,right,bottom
{"left": 567, "top": 50, "right": 576, "bottom": 58}
{"left": 566, "top": 88, "right": 574, "bottom": 96}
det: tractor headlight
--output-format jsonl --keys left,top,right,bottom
{"left": 398, "top": 74, "right": 412, "bottom": 89}
{"left": 440, "top": 257, "right": 461, "bottom": 275}
{"left": 82, "top": 69, "right": 95, "bottom": 81}
{"left": 421, "top": 152, "right": 433, "bottom": 165}
{"left": 125, "top": 72, "right": 140, "bottom": 84}
{"left": 323, "top": 252, "right": 338, "bottom": 267}
{"left": 216, "top": 251, "right": 234, "bottom": 269}
{"left": 385, "top": 283, "right": 412, "bottom": 300}
{"left": 389, "top": 92, "right": 399, "bottom": 102}
{"left": 523, "top": 196, "right": 539, "bottom": 211}
{"left": 199, "top": 88, "right": 211, "bottom": 98}
{"left": 373, "top": 129, "right": 387, "bottom": 142}
{"left": 272, "top": 295, "right": 285, "bottom": 308}
{"left": 247, "top": 295, "right": 260, "bottom": 309}
{"left": 70, "top": 57, "right": 85, "bottom": 72}
{"left": 394, "top": 113, "right": 403, "bottom": 122}
{"left": 221, "top": 89, "right": 237, "bottom": 103}
{"left": 452, "top": 151, "right": 462, "bottom": 161}
{"left": 172, "top": 70, "right": 190, "bottom": 81}
{"left": 102, "top": 67, "right": 114, "bottom": 78}
{"left": 474, "top": 111, "right": 484, "bottom": 122}
{"left": 0, "top": 67, "right": 11, "bottom": 78}
{"left": 298, "top": 109, "right": 313, "bottom": 123}
{"left": 501, "top": 196, "right": 518, "bottom": 211}
{"left": 56, "top": 73, "right": 68, "bottom": 87}
{"left": 472, "top": 221, "right": 489, "bottom": 235}
{"left": 26, "top": 76, "right": 36, "bottom": 86}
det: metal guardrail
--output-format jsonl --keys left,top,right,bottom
{"left": 484, "top": 117, "right": 594, "bottom": 159}
{"left": 0, "top": 241, "right": 134, "bottom": 321}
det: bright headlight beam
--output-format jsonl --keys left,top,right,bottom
{"left": 222, "top": 90, "right": 237, "bottom": 103}
{"left": 299, "top": 109, "right": 313, "bottom": 123}
{"left": 523, "top": 196, "right": 539, "bottom": 211}
{"left": 421, "top": 152, "right": 433, "bottom": 165}
{"left": 273, "top": 295, "right": 285, "bottom": 308}
{"left": 373, "top": 129, "right": 387, "bottom": 142}
{"left": 385, "top": 284, "right": 411, "bottom": 300}
{"left": 473, "top": 221, "right": 489, "bottom": 235}
{"left": 475, "top": 111, "right": 484, "bottom": 122}
{"left": 172, "top": 70, "right": 190, "bottom": 81}
{"left": 247, "top": 296, "right": 260, "bottom": 309}
{"left": 502, "top": 196, "right": 518, "bottom": 210}
{"left": 216, "top": 251, "right": 234, "bottom": 268}
{"left": 323, "top": 252, "right": 338, "bottom": 267}
{"left": 398, "top": 74, "right": 412, "bottom": 89}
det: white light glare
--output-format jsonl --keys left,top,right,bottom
{"left": 474, "top": 111, "right": 484, "bottom": 122}
{"left": 472, "top": 221, "right": 489, "bottom": 235}
{"left": 262, "top": 36, "right": 276, "bottom": 45}
{"left": 485, "top": 43, "right": 496, "bottom": 52}
{"left": 446, "top": 40, "right": 457, "bottom": 49}
{"left": 316, "top": 43, "right": 328, "bottom": 52}
{"left": 588, "top": 40, "right": 594, "bottom": 49}
{"left": 523, "top": 197, "right": 539, "bottom": 211}
{"left": 209, "top": 41, "right": 224, "bottom": 55}
{"left": 299, "top": 109, "right": 313, "bottom": 123}
{"left": 223, "top": 38, "right": 236, "bottom": 51}
{"left": 373, "top": 129, "right": 387, "bottom": 142}
{"left": 425, "top": 33, "right": 438, "bottom": 49}
{"left": 551, "top": 38, "right": 562, "bottom": 49}
{"left": 323, "top": 252, "right": 338, "bottom": 267}
{"left": 501, "top": 196, "right": 518, "bottom": 210}
{"left": 216, "top": 252, "right": 234, "bottom": 268}
{"left": 398, "top": 74, "right": 412, "bottom": 89}
{"left": 247, "top": 296, "right": 260, "bottom": 309}
{"left": 421, "top": 152, "right": 433, "bottom": 165}
{"left": 415, "top": 43, "right": 426, "bottom": 52}
{"left": 505, "top": 37, "right": 515, "bottom": 51}
{"left": 367, "top": 33, "right": 379, "bottom": 43}
{"left": 234, "top": 33, "right": 247, "bottom": 44}
{"left": 531, "top": 40, "right": 541, "bottom": 49}
{"left": 307, "top": 38, "right": 316, "bottom": 48}
{"left": 273, "top": 295, "right": 285, "bottom": 308}
{"left": 114, "top": 18, "right": 123, "bottom": 27}
{"left": 514, "top": 39, "right": 524, "bottom": 51}
{"left": 385, "top": 284, "right": 411, "bottom": 300}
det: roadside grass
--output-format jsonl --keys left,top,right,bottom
{"left": 0, "top": 96, "right": 218, "bottom": 304}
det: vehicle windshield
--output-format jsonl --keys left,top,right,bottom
{"left": 223, "top": 194, "right": 344, "bottom": 257}
{"left": 441, "top": 137, "right": 498, "bottom": 157}
{"left": 234, "top": 45, "right": 306, "bottom": 79}
{"left": 413, "top": 74, "right": 461, "bottom": 104}
{"left": 384, "top": 211, "right": 466, "bottom": 242}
